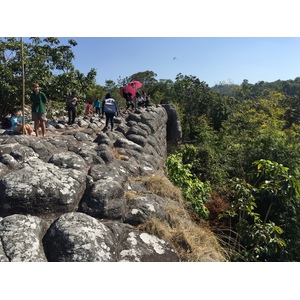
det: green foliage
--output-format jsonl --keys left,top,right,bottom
{"left": 0, "top": 37, "right": 97, "bottom": 118}
{"left": 217, "top": 93, "right": 300, "bottom": 179}
{"left": 128, "top": 70, "right": 158, "bottom": 93}
{"left": 221, "top": 159, "right": 300, "bottom": 261}
{"left": 164, "top": 74, "right": 300, "bottom": 261}
{"left": 166, "top": 147, "right": 211, "bottom": 219}
{"left": 85, "top": 84, "right": 106, "bottom": 101}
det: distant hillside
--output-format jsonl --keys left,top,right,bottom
{"left": 211, "top": 77, "right": 300, "bottom": 97}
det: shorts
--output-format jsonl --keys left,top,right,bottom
{"left": 32, "top": 112, "right": 47, "bottom": 121}
{"left": 13, "top": 126, "right": 22, "bottom": 133}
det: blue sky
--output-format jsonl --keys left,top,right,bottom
{"left": 55, "top": 37, "right": 300, "bottom": 87}
{"left": 4, "top": 1, "right": 300, "bottom": 89}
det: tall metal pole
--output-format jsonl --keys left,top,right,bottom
{"left": 20, "top": 37, "right": 25, "bottom": 134}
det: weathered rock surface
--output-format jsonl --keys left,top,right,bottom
{"left": 0, "top": 104, "right": 220, "bottom": 262}
{"left": 0, "top": 214, "right": 48, "bottom": 262}
{"left": 43, "top": 212, "right": 179, "bottom": 262}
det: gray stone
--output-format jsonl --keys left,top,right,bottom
{"left": 0, "top": 105, "right": 215, "bottom": 262}
{"left": 0, "top": 214, "right": 48, "bottom": 262}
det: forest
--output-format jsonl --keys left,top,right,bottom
{"left": 2, "top": 37, "right": 300, "bottom": 261}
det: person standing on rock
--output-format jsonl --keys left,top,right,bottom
{"left": 66, "top": 90, "right": 79, "bottom": 125}
{"left": 102, "top": 93, "right": 118, "bottom": 131}
{"left": 124, "top": 90, "right": 134, "bottom": 113}
{"left": 30, "top": 83, "right": 48, "bottom": 137}
{"left": 93, "top": 97, "right": 101, "bottom": 115}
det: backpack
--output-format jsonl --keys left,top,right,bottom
{"left": 103, "top": 98, "right": 117, "bottom": 113}
{"left": 1, "top": 118, "right": 12, "bottom": 129}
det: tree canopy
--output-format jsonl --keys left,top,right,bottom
{"left": 0, "top": 37, "right": 96, "bottom": 116}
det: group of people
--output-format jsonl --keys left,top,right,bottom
{"left": 124, "top": 91, "right": 151, "bottom": 112}
{"left": 84, "top": 98, "right": 101, "bottom": 116}
{"left": 7, "top": 83, "right": 48, "bottom": 137}
{"left": 4, "top": 82, "right": 156, "bottom": 137}
{"left": 136, "top": 92, "right": 151, "bottom": 108}
{"left": 63, "top": 90, "right": 119, "bottom": 131}
{"left": 65, "top": 91, "right": 102, "bottom": 124}
{"left": 6, "top": 84, "right": 75, "bottom": 137}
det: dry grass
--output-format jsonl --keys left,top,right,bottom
{"left": 134, "top": 173, "right": 229, "bottom": 261}
{"left": 109, "top": 147, "right": 121, "bottom": 160}
{"left": 205, "top": 193, "right": 230, "bottom": 228}
{"left": 139, "top": 209, "right": 227, "bottom": 261}
{"left": 137, "top": 198, "right": 227, "bottom": 261}
{"left": 124, "top": 191, "right": 139, "bottom": 200}
{"left": 137, "top": 173, "right": 184, "bottom": 204}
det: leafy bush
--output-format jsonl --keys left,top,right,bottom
{"left": 220, "top": 159, "right": 300, "bottom": 261}
{"left": 166, "top": 147, "right": 211, "bottom": 220}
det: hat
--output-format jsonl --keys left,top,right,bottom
{"left": 105, "top": 93, "right": 112, "bottom": 99}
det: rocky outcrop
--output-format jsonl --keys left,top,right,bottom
{"left": 0, "top": 104, "right": 224, "bottom": 262}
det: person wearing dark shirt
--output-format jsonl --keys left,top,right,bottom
{"left": 30, "top": 83, "right": 48, "bottom": 137}
{"left": 124, "top": 91, "right": 134, "bottom": 112}
{"left": 66, "top": 90, "right": 78, "bottom": 125}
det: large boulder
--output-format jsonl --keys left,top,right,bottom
{"left": 0, "top": 105, "right": 224, "bottom": 262}
{"left": 0, "top": 156, "right": 87, "bottom": 216}
{"left": 43, "top": 212, "right": 180, "bottom": 262}
{"left": 0, "top": 214, "right": 48, "bottom": 262}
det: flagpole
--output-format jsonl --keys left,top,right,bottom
{"left": 20, "top": 37, "right": 25, "bottom": 134}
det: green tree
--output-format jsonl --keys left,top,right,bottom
{"left": 172, "top": 73, "right": 210, "bottom": 139}
{"left": 128, "top": 70, "right": 158, "bottom": 90}
{"left": 222, "top": 159, "right": 300, "bottom": 261}
{"left": 172, "top": 73, "right": 230, "bottom": 139}
{"left": 0, "top": 37, "right": 97, "bottom": 117}
{"left": 151, "top": 79, "right": 174, "bottom": 104}
{"left": 104, "top": 80, "right": 117, "bottom": 91}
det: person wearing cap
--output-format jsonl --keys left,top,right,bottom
{"left": 101, "top": 93, "right": 118, "bottom": 131}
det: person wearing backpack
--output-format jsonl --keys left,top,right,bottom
{"left": 101, "top": 93, "right": 118, "bottom": 131}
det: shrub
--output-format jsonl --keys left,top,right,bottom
{"left": 166, "top": 151, "right": 211, "bottom": 220}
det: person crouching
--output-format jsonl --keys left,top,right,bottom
{"left": 10, "top": 108, "right": 33, "bottom": 135}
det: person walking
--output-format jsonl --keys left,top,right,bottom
{"left": 101, "top": 93, "right": 118, "bottom": 131}
{"left": 124, "top": 90, "right": 134, "bottom": 112}
{"left": 30, "top": 83, "right": 48, "bottom": 137}
{"left": 93, "top": 97, "right": 101, "bottom": 115}
{"left": 66, "top": 90, "right": 78, "bottom": 125}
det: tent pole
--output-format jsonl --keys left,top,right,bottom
{"left": 20, "top": 37, "right": 25, "bottom": 135}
